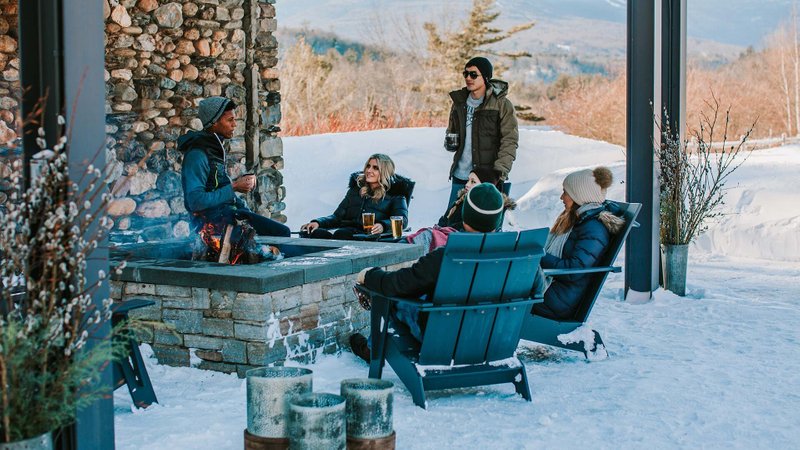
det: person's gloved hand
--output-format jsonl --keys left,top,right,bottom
{"left": 357, "top": 267, "right": 372, "bottom": 285}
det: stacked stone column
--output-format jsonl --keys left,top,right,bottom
{"left": 0, "top": 1, "right": 19, "bottom": 148}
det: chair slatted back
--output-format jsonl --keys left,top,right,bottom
{"left": 570, "top": 201, "right": 641, "bottom": 322}
{"left": 484, "top": 228, "right": 548, "bottom": 361}
{"left": 418, "top": 229, "right": 546, "bottom": 366}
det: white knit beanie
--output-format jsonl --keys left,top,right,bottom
{"left": 562, "top": 167, "right": 613, "bottom": 205}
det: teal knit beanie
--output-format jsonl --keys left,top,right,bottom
{"left": 462, "top": 183, "right": 504, "bottom": 232}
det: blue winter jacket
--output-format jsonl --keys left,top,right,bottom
{"left": 178, "top": 130, "right": 247, "bottom": 229}
{"left": 534, "top": 204, "right": 621, "bottom": 319}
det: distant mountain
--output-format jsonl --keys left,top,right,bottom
{"left": 277, "top": 0, "right": 790, "bottom": 48}
{"left": 276, "top": 0, "right": 783, "bottom": 82}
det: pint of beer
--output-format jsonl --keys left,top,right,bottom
{"left": 362, "top": 212, "right": 375, "bottom": 233}
{"left": 390, "top": 216, "right": 404, "bottom": 239}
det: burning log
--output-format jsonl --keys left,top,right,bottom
{"left": 218, "top": 224, "right": 234, "bottom": 264}
{"left": 192, "top": 219, "right": 278, "bottom": 265}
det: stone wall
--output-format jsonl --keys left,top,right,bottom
{"left": 0, "top": 1, "right": 285, "bottom": 241}
{"left": 0, "top": 1, "right": 18, "bottom": 146}
{"left": 111, "top": 261, "right": 413, "bottom": 377}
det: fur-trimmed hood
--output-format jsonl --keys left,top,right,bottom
{"left": 597, "top": 210, "right": 625, "bottom": 235}
{"left": 449, "top": 79, "right": 510, "bottom": 104}
{"left": 579, "top": 202, "right": 626, "bottom": 235}
{"left": 347, "top": 171, "right": 415, "bottom": 203}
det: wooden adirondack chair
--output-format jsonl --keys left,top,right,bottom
{"left": 520, "top": 201, "right": 641, "bottom": 358}
{"left": 356, "top": 228, "right": 548, "bottom": 408}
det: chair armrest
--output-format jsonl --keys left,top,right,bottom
{"left": 543, "top": 266, "right": 621, "bottom": 277}
{"left": 449, "top": 251, "right": 544, "bottom": 264}
{"left": 423, "top": 298, "right": 539, "bottom": 312}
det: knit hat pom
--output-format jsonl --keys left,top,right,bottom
{"left": 593, "top": 166, "right": 613, "bottom": 190}
{"left": 563, "top": 166, "right": 612, "bottom": 206}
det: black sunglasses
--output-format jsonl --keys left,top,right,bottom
{"left": 462, "top": 70, "right": 480, "bottom": 80}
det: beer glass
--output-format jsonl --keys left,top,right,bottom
{"left": 362, "top": 212, "right": 375, "bottom": 233}
{"left": 444, "top": 132, "right": 459, "bottom": 151}
{"left": 390, "top": 216, "right": 404, "bottom": 239}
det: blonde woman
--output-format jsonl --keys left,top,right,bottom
{"left": 300, "top": 154, "right": 410, "bottom": 240}
{"left": 534, "top": 166, "right": 625, "bottom": 319}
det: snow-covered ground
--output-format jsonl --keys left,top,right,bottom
{"left": 115, "top": 128, "right": 800, "bottom": 448}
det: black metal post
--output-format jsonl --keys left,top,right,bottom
{"left": 18, "top": 0, "right": 62, "bottom": 184}
{"left": 662, "top": 0, "right": 687, "bottom": 142}
{"left": 626, "top": 0, "right": 662, "bottom": 299}
{"left": 19, "top": 0, "right": 113, "bottom": 448}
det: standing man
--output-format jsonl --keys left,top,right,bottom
{"left": 179, "top": 96, "right": 290, "bottom": 236}
{"left": 444, "top": 56, "right": 519, "bottom": 210}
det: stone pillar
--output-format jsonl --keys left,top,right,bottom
{"left": 248, "top": 0, "right": 286, "bottom": 223}
{"left": 0, "top": 0, "right": 286, "bottom": 242}
{"left": 0, "top": 1, "right": 19, "bottom": 147}
{"left": 102, "top": 0, "right": 286, "bottom": 242}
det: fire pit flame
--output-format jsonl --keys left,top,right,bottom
{"left": 194, "top": 220, "right": 258, "bottom": 265}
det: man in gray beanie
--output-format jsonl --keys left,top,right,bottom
{"left": 443, "top": 56, "right": 519, "bottom": 216}
{"left": 178, "top": 96, "right": 290, "bottom": 237}
{"left": 348, "top": 183, "right": 544, "bottom": 361}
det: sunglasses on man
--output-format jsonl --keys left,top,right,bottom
{"left": 462, "top": 70, "right": 480, "bottom": 80}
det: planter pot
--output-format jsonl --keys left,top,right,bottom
{"left": 0, "top": 432, "right": 53, "bottom": 450}
{"left": 246, "top": 367, "right": 313, "bottom": 440}
{"left": 340, "top": 378, "right": 394, "bottom": 442}
{"left": 287, "top": 393, "right": 346, "bottom": 450}
{"left": 661, "top": 244, "right": 689, "bottom": 296}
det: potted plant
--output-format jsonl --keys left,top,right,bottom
{"left": 0, "top": 122, "right": 118, "bottom": 448}
{"left": 657, "top": 96, "right": 755, "bottom": 296}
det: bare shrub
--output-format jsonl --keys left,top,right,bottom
{"left": 279, "top": 38, "right": 441, "bottom": 136}
{"left": 658, "top": 96, "right": 755, "bottom": 245}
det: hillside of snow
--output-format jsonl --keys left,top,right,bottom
{"left": 283, "top": 127, "right": 800, "bottom": 262}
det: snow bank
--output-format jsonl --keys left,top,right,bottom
{"left": 115, "top": 256, "right": 800, "bottom": 449}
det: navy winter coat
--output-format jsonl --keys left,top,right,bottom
{"left": 534, "top": 205, "right": 621, "bottom": 320}
{"left": 314, "top": 172, "right": 411, "bottom": 232}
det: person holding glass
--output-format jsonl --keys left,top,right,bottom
{"left": 300, "top": 154, "right": 410, "bottom": 240}
{"left": 444, "top": 56, "right": 519, "bottom": 212}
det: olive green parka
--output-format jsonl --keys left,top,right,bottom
{"left": 446, "top": 79, "right": 519, "bottom": 180}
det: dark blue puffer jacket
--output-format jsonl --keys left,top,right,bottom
{"left": 534, "top": 204, "right": 623, "bottom": 319}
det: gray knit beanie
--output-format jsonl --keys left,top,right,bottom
{"left": 462, "top": 183, "right": 504, "bottom": 232}
{"left": 199, "top": 96, "right": 233, "bottom": 129}
{"left": 562, "top": 167, "right": 614, "bottom": 205}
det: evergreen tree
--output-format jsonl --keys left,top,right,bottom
{"left": 421, "top": 0, "right": 534, "bottom": 112}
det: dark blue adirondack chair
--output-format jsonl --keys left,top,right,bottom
{"left": 356, "top": 228, "right": 548, "bottom": 408}
{"left": 113, "top": 299, "right": 158, "bottom": 408}
{"left": 520, "top": 201, "right": 641, "bottom": 358}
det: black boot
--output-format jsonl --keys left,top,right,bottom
{"left": 349, "top": 333, "right": 371, "bottom": 363}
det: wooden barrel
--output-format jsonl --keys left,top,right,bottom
{"left": 244, "top": 429, "right": 289, "bottom": 450}
{"left": 346, "top": 431, "right": 396, "bottom": 450}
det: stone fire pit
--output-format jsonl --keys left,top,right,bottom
{"left": 110, "top": 237, "right": 422, "bottom": 377}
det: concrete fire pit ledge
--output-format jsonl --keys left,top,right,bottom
{"left": 111, "top": 237, "right": 423, "bottom": 294}
{"left": 108, "top": 237, "right": 423, "bottom": 375}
